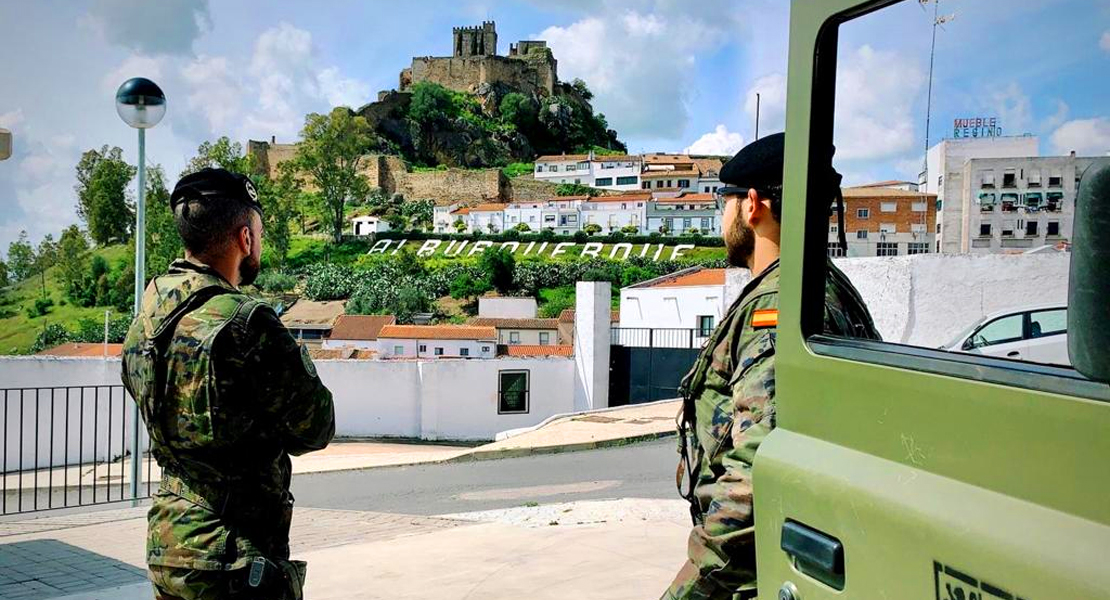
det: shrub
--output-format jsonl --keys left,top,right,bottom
{"left": 31, "top": 324, "right": 71, "bottom": 353}
{"left": 26, "top": 297, "right": 54, "bottom": 318}
{"left": 256, "top": 271, "right": 297, "bottom": 293}
{"left": 583, "top": 224, "right": 603, "bottom": 236}
{"left": 572, "top": 231, "right": 589, "bottom": 243}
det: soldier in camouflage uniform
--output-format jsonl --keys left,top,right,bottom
{"left": 663, "top": 134, "right": 880, "bottom": 600}
{"left": 121, "top": 168, "right": 335, "bottom": 600}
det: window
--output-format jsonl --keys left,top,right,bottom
{"left": 704, "top": 186, "right": 710, "bottom": 192}
{"left": 656, "top": 181, "right": 664, "bottom": 189}
{"left": 1048, "top": 174, "right": 1063, "bottom": 187}
{"left": 418, "top": 344, "right": 427, "bottom": 353}
{"left": 482, "top": 346, "right": 491, "bottom": 353}
{"left": 880, "top": 202, "right": 897, "bottom": 212}
{"left": 701, "top": 218, "right": 712, "bottom": 229}
{"left": 980, "top": 170, "right": 996, "bottom": 188}
{"left": 912, "top": 201, "right": 927, "bottom": 212}
{"left": 595, "top": 177, "right": 613, "bottom": 186}
{"left": 879, "top": 223, "right": 896, "bottom": 234}
{"left": 682, "top": 218, "right": 692, "bottom": 229}
{"left": 566, "top": 164, "right": 576, "bottom": 172}
{"left": 574, "top": 178, "right": 581, "bottom": 184}
{"left": 498, "top": 370, "right": 530, "bottom": 414}
{"left": 1025, "top": 221, "right": 1039, "bottom": 236}
{"left": 938, "top": 175, "right": 944, "bottom": 188}
{"left": 857, "top": 208, "right": 870, "bottom": 219}
{"left": 1002, "top": 171, "right": 1016, "bottom": 188}
{"left": 970, "top": 314, "right": 1023, "bottom": 348}
{"left": 539, "top": 332, "right": 550, "bottom": 345}
{"left": 907, "top": 243, "right": 929, "bottom": 255}
{"left": 827, "top": 242, "right": 845, "bottom": 258}
{"left": 876, "top": 242, "right": 898, "bottom": 256}
{"left": 830, "top": 225, "right": 839, "bottom": 234}
{"left": 1046, "top": 192, "right": 1064, "bottom": 211}
{"left": 856, "top": 230, "right": 868, "bottom": 239}
{"left": 979, "top": 223, "right": 992, "bottom": 237}
{"left": 1001, "top": 223, "right": 1015, "bottom": 237}
{"left": 434, "top": 347, "right": 444, "bottom": 356}
{"left": 643, "top": 182, "right": 651, "bottom": 189}
{"left": 1027, "top": 169, "right": 1042, "bottom": 187}
{"left": 911, "top": 223, "right": 926, "bottom": 234}
{"left": 568, "top": 215, "right": 578, "bottom": 224}
{"left": 1029, "top": 309, "right": 1067, "bottom": 337}
{"left": 617, "top": 176, "right": 637, "bottom": 185}
{"left": 509, "top": 331, "right": 521, "bottom": 345}
{"left": 678, "top": 179, "right": 690, "bottom": 188}
{"left": 460, "top": 348, "right": 470, "bottom": 357}
{"left": 1047, "top": 221, "right": 1060, "bottom": 236}
{"left": 545, "top": 214, "right": 556, "bottom": 223}
{"left": 393, "top": 345, "right": 404, "bottom": 356}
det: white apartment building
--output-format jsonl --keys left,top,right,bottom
{"left": 579, "top": 193, "right": 650, "bottom": 233}
{"left": 646, "top": 193, "right": 720, "bottom": 235}
{"left": 467, "top": 203, "right": 509, "bottom": 234}
{"left": 378, "top": 324, "right": 498, "bottom": 359}
{"left": 924, "top": 135, "right": 1039, "bottom": 253}
{"left": 433, "top": 203, "right": 461, "bottom": 233}
{"left": 504, "top": 197, "right": 585, "bottom": 235}
{"left": 950, "top": 154, "right": 1099, "bottom": 253}
{"left": 533, "top": 152, "right": 642, "bottom": 191}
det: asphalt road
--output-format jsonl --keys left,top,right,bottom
{"left": 290, "top": 438, "right": 677, "bottom": 516}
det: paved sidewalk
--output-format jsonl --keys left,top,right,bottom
{"left": 0, "top": 499, "right": 689, "bottom": 600}
{"left": 460, "top": 400, "right": 681, "bottom": 460}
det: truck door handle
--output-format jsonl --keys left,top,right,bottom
{"left": 1007, "top": 351, "right": 1021, "bottom": 358}
{"left": 781, "top": 520, "right": 845, "bottom": 590}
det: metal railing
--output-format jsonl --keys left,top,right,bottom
{"left": 611, "top": 327, "right": 711, "bottom": 349}
{"left": 1, "top": 386, "right": 157, "bottom": 515}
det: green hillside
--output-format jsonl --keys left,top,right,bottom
{"left": 0, "top": 245, "right": 131, "bottom": 355}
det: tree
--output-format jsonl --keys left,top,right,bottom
{"left": 0, "top": 259, "right": 8, "bottom": 287}
{"left": 33, "top": 234, "right": 58, "bottom": 299}
{"left": 454, "top": 219, "right": 467, "bottom": 233}
{"left": 401, "top": 199, "right": 434, "bottom": 231}
{"left": 583, "top": 223, "right": 603, "bottom": 236}
{"left": 256, "top": 164, "right": 298, "bottom": 269}
{"left": 408, "top": 82, "right": 458, "bottom": 127}
{"left": 556, "top": 183, "right": 599, "bottom": 197}
{"left": 570, "top": 78, "right": 594, "bottom": 101}
{"left": 513, "top": 223, "right": 531, "bottom": 232}
{"left": 181, "top": 137, "right": 253, "bottom": 177}
{"left": 449, "top": 272, "right": 491, "bottom": 304}
{"left": 143, "top": 165, "right": 183, "bottom": 277}
{"left": 621, "top": 225, "right": 639, "bottom": 234}
{"left": 499, "top": 93, "right": 537, "bottom": 131}
{"left": 477, "top": 247, "right": 516, "bottom": 294}
{"left": 292, "top": 108, "right": 376, "bottom": 243}
{"left": 57, "top": 226, "right": 90, "bottom": 301}
{"left": 7, "top": 231, "right": 35, "bottom": 282}
{"left": 75, "top": 146, "right": 136, "bottom": 245}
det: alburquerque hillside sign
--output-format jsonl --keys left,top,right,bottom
{"left": 367, "top": 238, "right": 702, "bottom": 261}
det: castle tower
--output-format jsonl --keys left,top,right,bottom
{"left": 453, "top": 21, "right": 497, "bottom": 57}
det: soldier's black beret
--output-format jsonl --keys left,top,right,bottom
{"left": 719, "top": 132, "right": 786, "bottom": 191}
{"left": 171, "top": 168, "right": 263, "bottom": 215}
{"left": 719, "top": 133, "right": 838, "bottom": 192}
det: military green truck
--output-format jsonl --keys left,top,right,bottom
{"left": 756, "top": 1, "right": 1110, "bottom": 599}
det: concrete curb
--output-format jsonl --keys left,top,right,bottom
{"left": 445, "top": 430, "right": 676, "bottom": 463}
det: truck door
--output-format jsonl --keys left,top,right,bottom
{"left": 755, "top": 2, "right": 1110, "bottom": 599}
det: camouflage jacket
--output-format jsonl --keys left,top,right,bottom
{"left": 663, "top": 259, "right": 879, "bottom": 600}
{"left": 121, "top": 258, "right": 335, "bottom": 571}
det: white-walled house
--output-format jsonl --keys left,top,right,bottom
{"left": 478, "top": 297, "right": 538, "bottom": 318}
{"left": 433, "top": 203, "right": 461, "bottom": 233}
{"left": 470, "top": 317, "right": 560, "bottom": 346}
{"left": 647, "top": 192, "right": 720, "bottom": 235}
{"left": 351, "top": 215, "right": 391, "bottom": 236}
{"left": 618, "top": 267, "right": 728, "bottom": 346}
{"left": 321, "top": 315, "right": 396, "bottom": 350}
{"left": 378, "top": 325, "right": 498, "bottom": 359}
{"left": 469, "top": 203, "right": 509, "bottom": 234}
{"left": 580, "top": 192, "right": 650, "bottom": 234}
{"left": 534, "top": 152, "right": 642, "bottom": 191}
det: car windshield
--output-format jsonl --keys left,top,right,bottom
{"left": 943, "top": 318, "right": 987, "bottom": 350}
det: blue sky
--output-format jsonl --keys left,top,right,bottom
{"left": 1, "top": 0, "right": 1108, "bottom": 253}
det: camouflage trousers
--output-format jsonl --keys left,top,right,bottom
{"left": 149, "top": 559, "right": 306, "bottom": 600}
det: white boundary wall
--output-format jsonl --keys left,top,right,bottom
{"left": 0, "top": 355, "right": 576, "bottom": 471}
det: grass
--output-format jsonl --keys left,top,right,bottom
{"left": 0, "top": 245, "right": 131, "bottom": 355}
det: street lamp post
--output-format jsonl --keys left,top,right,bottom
{"left": 115, "top": 77, "right": 165, "bottom": 506}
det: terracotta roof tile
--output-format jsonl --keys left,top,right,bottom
{"left": 502, "top": 344, "right": 574, "bottom": 357}
{"left": 470, "top": 317, "right": 560, "bottom": 330}
{"left": 328, "top": 315, "right": 397, "bottom": 341}
{"left": 471, "top": 203, "right": 510, "bottom": 212}
{"left": 642, "top": 268, "right": 727, "bottom": 288}
{"left": 37, "top": 343, "right": 123, "bottom": 357}
{"left": 841, "top": 186, "right": 936, "bottom": 199}
{"left": 378, "top": 324, "right": 498, "bottom": 340}
{"left": 557, "top": 309, "right": 620, "bottom": 323}
{"left": 535, "top": 154, "right": 640, "bottom": 163}
{"left": 655, "top": 192, "right": 714, "bottom": 203}
{"left": 641, "top": 170, "right": 700, "bottom": 179}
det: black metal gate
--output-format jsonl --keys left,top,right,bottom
{"left": 609, "top": 328, "right": 706, "bottom": 406}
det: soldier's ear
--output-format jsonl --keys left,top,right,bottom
{"left": 236, "top": 224, "right": 252, "bottom": 255}
{"left": 746, "top": 188, "right": 764, "bottom": 226}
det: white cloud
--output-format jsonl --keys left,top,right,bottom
{"left": 684, "top": 124, "right": 744, "bottom": 156}
{"left": 989, "top": 82, "right": 1033, "bottom": 134}
{"left": 0, "top": 109, "right": 24, "bottom": 129}
{"left": 318, "top": 67, "right": 373, "bottom": 110}
{"left": 538, "top": 4, "right": 736, "bottom": 139}
{"left": 833, "top": 45, "right": 925, "bottom": 162}
{"left": 181, "top": 55, "right": 243, "bottom": 132}
{"left": 84, "top": 0, "right": 210, "bottom": 56}
{"left": 1101, "top": 30, "right": 1110, "bottom": 52}
{"left": 744, "top": 73, "right": 787, "bottom": 136}
{"left": 101, "top": 55, "right": 166, "bottom": 95}
{"left": 1050, "top": 117, "right": 1110, "bottom": 156}
{"left": 1041, "top": 100, "right": 1069, "bottom": 132}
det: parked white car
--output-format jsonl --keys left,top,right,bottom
{"left": 941, "top": 305, "right": 1069, "bottom": 366}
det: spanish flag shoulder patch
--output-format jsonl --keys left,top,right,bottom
{"left": 751, "top": 309, "right": 778, "bottom": 329}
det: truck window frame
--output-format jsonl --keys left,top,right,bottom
{"left": 797, "top": 1, "right": 1110, "bottom": 402}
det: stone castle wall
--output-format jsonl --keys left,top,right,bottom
{"left": 248, "top": 141, "right": 506, "bottom": 206}
{"left": 406, "top": 55, "right": 555, "bottom": 96}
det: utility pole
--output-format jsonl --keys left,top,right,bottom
{"left": 920, "top": 0, "right": 954, "bottom": 252}
{"left": 755, "top": 93, "right": 761, "bottom": 141}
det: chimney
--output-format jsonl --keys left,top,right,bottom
{"left": 1070, "top": 150, "right": 1076, "bottom": 157}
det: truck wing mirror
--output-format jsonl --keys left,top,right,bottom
{"left": 0, "top": 128, "right": 11, "bottom": 161}
{"left": 1068, "top": 158, "right": 1110, "bottom": 383}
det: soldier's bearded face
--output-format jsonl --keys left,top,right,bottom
{"left": 723, "top": 196, "right": 755, "bottom": 269}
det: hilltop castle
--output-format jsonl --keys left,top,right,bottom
{"left": 395, "top": 21, "right": 557, "bottom": 98}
